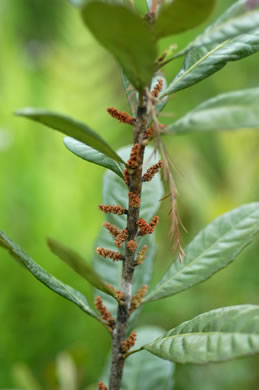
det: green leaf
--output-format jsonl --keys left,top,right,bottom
{"left": 93, "top": 145, "right": 164, "bottom": 317}
{"left": 154, "top": 0, "right": 216, "bottom": 40}
{"left": 100, "top": 327, "right": 175, "bottom": 389}
{"left": 0, "top": 230, "right": 99, "bottom": 320}
{"left": 81, "top": 1, "right": 157, "bottom": 90}
{"left": 144, "top": 305, "right": 259, "bottom": 364}
{"left": 187, "top": 0, "right": 259, "bottom": 50}
{"left": 47, "top": 237, "right": 117, "bottom": 300}
{"left": 167, "top": 88, "right": 259, "bottom": 134}
{"left": 163, "top": 31, "right": 259, "bottom": 95}
{"left": 144, "top": 203, "right": 259, "bottom": 303}
{"left": 15, "top": 108, "right": 124, "bottom": 164}
{"left": 64, "top": 137, "right": 124, "bottom": 178}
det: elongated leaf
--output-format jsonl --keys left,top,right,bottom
{"left": 144, "top": 305, "right": 259, "bottom": 364}
{"left": 15, "top": 108, "right": 124, "bottom": 164}
{"left": 154, "top": 0, "right": 215, "bottom": 40}
{"left": 0, "top": 231, "right": 99, "bottom": 320}
{"left": 93, "top": 145, "right": 163, "bottom": 317}
{"left": 144, "top": 203, "right": 259, "bottom": 303}
{"left": 188, "top": 0, "right": 259, "bottom": 50}
{"left": 64, "top": 137, "right": 123, "bottom": 178}
{"left": 163, "top": 30, "right": 259, "bottom": 95}
{"left": 81, "top": 1, "right": 157, "bottom": 90}
{"left": 47, "top": 238, "right": 117, "bottom": 299}
{"left": 167, "top": 88, "right": 259, "bottom": 134}
{"left": 100, "top": 327, "right": 175, "bottom": 390}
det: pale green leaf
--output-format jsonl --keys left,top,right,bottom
{"left": 144, "top": 203, "right": 259, "bottom": 303}
{"left": 167, "top": 88, "right": 259, "bottom": 134}
{"left": 163, "top": 31, "right": 259, "bottom": 95}
{"left": 93, "top": 145, "right": 163, "bottom": 317}
{"left": 188, "top": 0, "right": 259, "bottom": 50}
{"left": 81, "top": 1, "right": 157, "bottom": 90}
{"left": 144, "top": 305, "right": 259, "bottom": 364}
{"left": 64, "top": 137, "right": 123, "bottom": 178}
{"left": 154, "top": 0, "right": 216, "bottom": 40}
{"left": 15, "top": 108, "right": 124, "bottom": 164}
{"left": 0, "top": 230, "right": 99, "bottom": 320}
{"left": 47, "top": 238, "right": 117, "bottom": 299}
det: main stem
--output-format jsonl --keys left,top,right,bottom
{"left": 108, "top": 95, "right": 148, "bottom": 390}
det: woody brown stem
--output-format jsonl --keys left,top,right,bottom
{"left": 108, "top": 94, "right": 148, "bottom": 390}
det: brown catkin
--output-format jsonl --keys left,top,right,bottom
{"left": 103, "top": 222, "right": 120, "bottom": 237}
{"left": 127, "top": 240, "right": 138, "bottom": 252}
{"left": 136, "top": 245, "right": 148, "bottom": 265}
{"left": 107, "top": 107, "right": 135, "bottom": 125}
{"left": 124, "top": 168, "right": 130, "bottom": 186}
{"left": 149, "top": 216, "right": 159, "bottom": 230}
{"left": 96, "top": 247, "right": 124, "bottom": 261}
{"left": 121, "top": 331, "right": 137, "bottom": 354}
{"left": 127, "top": 143, "right": 141, "bottom": 169}
{"left": 114, "top": 228, "right": 128, "bottom": 248}
{"left": 145, "top": 125, "right": 155, "bottom": 139}
{"left": 106, "top": 284, "right": 124, "bottom": 302}
{"left": 98, "top": 204, "right": 127, "bottom": 215}
{"left": 129, "top": 192, "right": 141, "bottom": 208}
{"left": 142, "top": 160, "right": 163, "bottom": 182}
{"left": 95, "top": 296, "right": 115, "bottom": 328}
{"left": 151, "top": 78, "right": 163, "bottom": 98}
{"left": 98, "top": 382, "right": 108, "bottom": 390}
{"left": 130, "top": 285, "right": 148, "bottom": 312}
{"left": 136, "top": 218, "right": 153, "bottom": 235}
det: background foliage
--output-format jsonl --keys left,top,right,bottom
{"left": 0, "top": 0, "right": 258, "bottom": 388}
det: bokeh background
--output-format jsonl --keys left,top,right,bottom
{"left": 0, "top": 0, "right": 259, "bottom": 389}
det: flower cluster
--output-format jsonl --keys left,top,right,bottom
{"left": 129, "top": 192, "right": 141, "bottom": 208}
{"left": 124, "top": 168, "right": 130, "bottom": 186}
{"left": 127, "top": 240, "right": 138, "bottom": 253}
{"left": 151, "top": 78, "right": 163, "bottom": 98}
{"left": 95, "top": 296, "right": 115, "bottom": 330}
{"left": 137, "top": 216, "right": 159, "bottom": 235}
{"left": 136, "top": 245, "right": 148, "bottom": 265}
{"left": 106, "top": 283, "right": 124, "bottom": 302}
{"left": 127, "top": 143, "right": 141, "bottom": 169}
{"left": 114, "top": 228, "right": 128, "bottom": 248}
{"left": 98, "top": 382, "right": 108, "bottom": 390}
{"left": 98, "top": 204, "right": 127, "bottom": 215}
{"left": 104, "top": 222, "right": 120, "bottom": 237}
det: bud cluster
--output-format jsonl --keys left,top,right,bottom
{"left": 121, "top": 331, "right": 137, "bottom": 354}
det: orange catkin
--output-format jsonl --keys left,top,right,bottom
{"left": 104, "top": 222, "right": 120, "bottom": 237}
{"left": 127, "top": 240, "right": 138, "bottom": 252}
{"left": 136, "top": 218, "right": 153, "bottom": 235}
{"left": 95, "top": 296, "right": 115, "bottom": 328}
{"left": 107, "top": 107, "right": 135, "bottom": 125}
{"left": 121, "top": 331, "right": 137, "bottom": 353}
{"left": 96, "top": 247, "right": 124, "bottom": 261}
{"left": 98, "top": 204, "right": 127, "bottom": 215}
{"left": 127, "top": 144, "right": 141, "bottom": 169}
{"left": 114, "top": 228, "right": 128, "bottom": 248}
{"left": 151, "top": 78, "right": 163, "bottom": 98}
{"left": 142, "top": 160, "right": 163, "bottom": 182}
{"left": 129, "top": 192, "right": 141, "bottom": 208}
{"left": 98, "top": 382, "right": 108, "bottom": 390}
{"left": 130, "top": 285, "right": 148, "bottom": 312}
{"left": 106, "top": 283, "right": 124, "bottom": 302}
{"left": 124, "top": 168, "right": 130, "bottom": 186}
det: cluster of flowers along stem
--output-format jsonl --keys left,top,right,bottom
{"left": 95, "top": 79, "right": 164, "bottom": 389}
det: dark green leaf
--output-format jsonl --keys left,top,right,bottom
{"left": 154, "top": 0, "right": 216, "bottom": 40}
{"left": 47, "top": 237, "right": 117, "bottom": 299}
{"left": 81, "top": 1, "right": 157, "bottom": 90}
{"left": 100, "top": 327, "right": 175, "bottom": 389}
{"left": 167, "top": 88, "right": 259, "bottom": 134}
{"left": 144, "top": 203, "right": 259, "bottom": 303}
{"left": 163, "top": 31, "right": 259, "bottom": 95}
{"left": 15, "top": 108, "right": 124, "bottom": 164}
{"left": 144, "top": 305, "right": 259, "bottom": 364}
{"left": 187, "top": 0, "right": 259, "bottom": 50}
{"left": 93, "top": 145, "right": 163, "bottom": 317}
{"left": 0, "top": 230, "right": 99, "bottom": 320}
{"left": 64, "top": 137, "right": 124, "bottom": 178}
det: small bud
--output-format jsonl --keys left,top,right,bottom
{"left": 151, "top": 78, "right": 163, "bottom": 98}
{"left": 136, "top": 245, "right": 148, "bottom": 265}
{"left": 127, "top": 240, "right": 138, "bottom": 253}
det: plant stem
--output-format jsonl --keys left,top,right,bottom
{"left": 108, "top": 94, "right": 148, "bottom": 390}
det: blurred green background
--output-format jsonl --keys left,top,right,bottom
{"left": 0, "top": 0, "right": 259, "bottom": 389}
